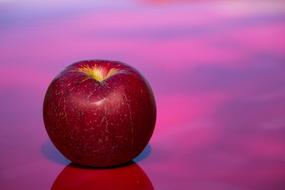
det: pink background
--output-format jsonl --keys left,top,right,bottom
{"left": 1, "top": 0, "right": 285, "bottom": 189}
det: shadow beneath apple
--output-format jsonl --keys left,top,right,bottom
{"left": 41, "top": 140, "right": 70, "bottom": 165}
{"left": 134, "top": 144, "right": 152, "bottom": 162}
{"left": 41, "top": 139, "right": 152, "bottom": 165}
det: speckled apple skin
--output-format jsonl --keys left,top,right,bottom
{"left": 43, "top": 60, "right": 156, "bottom": 167}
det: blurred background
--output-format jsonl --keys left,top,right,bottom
{"left": 0, "top": 0, "right": 285, "bottom": 189}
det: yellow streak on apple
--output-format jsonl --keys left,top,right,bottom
{"left": 79, "top": 66, "right": 119, "bottom": 82}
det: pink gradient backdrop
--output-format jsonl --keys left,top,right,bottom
{"left": 1, "top": 0, "right": 285, "bottom": 189}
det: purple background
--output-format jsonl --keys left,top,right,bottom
{"left": 1, "top": 0, "right": 285, "bottom": 189}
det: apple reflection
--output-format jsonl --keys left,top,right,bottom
{"left": 51, "top": 162, "right": 154, "bottom": 190}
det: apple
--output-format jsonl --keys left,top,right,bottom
{"left": 51, "top": 163, "right": 154, "bottom": 190}
{"left": 43, "top": 60, "right": 156, "bottom": 167}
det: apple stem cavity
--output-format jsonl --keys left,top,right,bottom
{"left": 79, "top": 65, "right": 119, "bottom": 82}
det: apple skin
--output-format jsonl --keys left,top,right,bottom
{"left": 43, "top": 60, "right": 156, "bottom": 167}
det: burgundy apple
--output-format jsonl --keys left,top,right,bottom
{"left": 43, "top": 60, "right": 156, "bottom": 167}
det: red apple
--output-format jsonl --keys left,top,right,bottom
{"left": 43, "top": 60, "right": 156, "bottom": 167}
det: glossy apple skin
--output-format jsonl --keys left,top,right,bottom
{"left": 43, "top": 60, "right": 156, "bottom": 167}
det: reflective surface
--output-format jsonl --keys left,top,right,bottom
{"left": 1, "top": 0, "right": 285, "bottom": 189}
{"left": 52, "top": 163, "right": 154, "bottom": 190}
